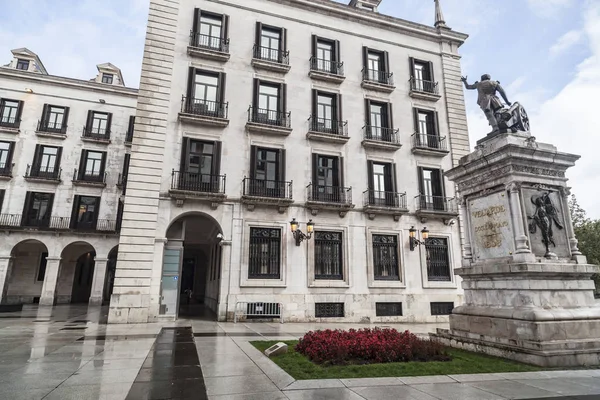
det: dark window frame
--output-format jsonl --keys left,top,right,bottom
{"left": 248, "top": 145, "right": 286, "bottom": 198}
{"left": 362, "top": 46, "right": 391, "bottom": 82}
{"left": 311, "top": 153, "right": 344, "bottom": 202}
{"left": 0, "top": 98, "right": 24, "bottom": 128}
{"left": 409, "top": 57, "right": 435, "bottom": 83}
{"left": 16, "top": 59, "right": 30, "bottom": 70}
{"left": 310, "top": 35, "right": 342, "bottom": 74}
{"left": 22, "top": 191, "right": 54, "bottom": 228}
{"left": 70, "top": 195, "right": 101, "bottom": 230}
{"left": 178, "top": 138, "right": 222, "bottom": 193}
{"left": 314, "top": 230, "right": 344, "bottom": 280}
{"left": 185, "top": 68, "right": 227, "bottom": 115}
{"left": 78, "top": 149, "right": 107, "bottom": 181}
{"left": 431, "top": 301, "right": 454, "bottom": 316}
{"left": 0, "top": 140, "right": 15, "bottom": 176}
{"left": 192, "top": 8, "right": 230, "bottom": 49}
{"left": 376, "top": 302, "right": 403, "bottom": 317}
{"left": 254, "top": 22, "right": 288, "bottom": 63}
{"left": 311, "top": 89, "right": 343, "bottom": 133}
{"left": 31, "top": 144, "right": 62, "bottom": 179}
{"left": 101, "top": 73, "right": 114, "bottom": 84}
{"left": 417, "top": 167, "right": 446, "bottom": 211}
{"left": 40, "top": 104, "right": 69, "bottom": 134}
{"left": 372, "top": 234, "right": 400, "bottom": 281}
{"left": 248, "top": 227, "right": 282, "bottom": 279}
{"left": 85, "top": 110, "right": 112, "bottom": 138}
{"left": 315, "top": 303, "right": 344, "bottom": 318}
{"left": 367, "top": 161, "right": 397, "bottom": 206}
{"left": 425, "top": 237, "right": 452, "bottom": 282}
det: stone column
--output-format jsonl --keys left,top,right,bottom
{"left": 39, "top": 256, "right": 61, "bottom": 306}
{"left": 559, "top": 188, "right": 583, "bottom": 258}
{"left": 89, "top": 258, "right": 108, "bottom": 306}
{"left": 218, "top": 240, "right": 232, "bottom": 322}
{"left": 506, "top": 183, "right": 530, "bottom": 255}
{"left": 0, "top": 256, "right": 13, "bottom": 304}
{"left": 457, "top": 197, "right": 473, "bottom": 265}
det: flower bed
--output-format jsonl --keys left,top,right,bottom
{"left": 295, "top": 328, "right": 450, "bottom": 365}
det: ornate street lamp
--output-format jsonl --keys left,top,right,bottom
{"left": 290, "top": 218, "right": 314, "bottom": 246}
{"left": 409, "top": 226, "right": 429, "bottom": 251}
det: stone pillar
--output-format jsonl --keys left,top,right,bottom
{"left": 0, "top": 256, "right": 13, "bottom": 304}
{"left": 89, "top": 258, "right": 108, "bottom": 306}
{"left": 560, "top": 188, "right": 583, "bottom": 259}
{"left": 506, "top": 182, "right": 531, "bottom": 255}
{"left": 457, "top": 197, "right": 473, "bottom": 265}
{"left": 218, "top": 240, "right": 232, "bottom": 322}
{"left": 39, "top": 256, "right": 61, "bottom": 306}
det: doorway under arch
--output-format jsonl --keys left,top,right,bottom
{"left": 105, "top": 246, "right": 119, "bottom": 305}
{"left": 7, "top": 239, "right": 49, "bottom": 304}
{"left": 163, "top": 212, "right": 224, "bottom": 320}
{"left": 59, "top": 242, "right": 96, "bottom": 304}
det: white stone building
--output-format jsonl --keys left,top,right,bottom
{"left": 108, "top": 0, "right": 472, "bottom": 323}
{"left": 0, "top": 48, "right": 137, "bottom": 306}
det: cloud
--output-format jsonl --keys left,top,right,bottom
{"left": 527, "top": 0, "right": 574, "bottom": 18}
{"left": 550, "top": 30, "right": 584, "bottom": 56}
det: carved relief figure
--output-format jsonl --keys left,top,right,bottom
{"left": 528, "top": 192, "right": 564, "bottom": 256}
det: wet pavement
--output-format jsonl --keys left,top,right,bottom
{"left": 0, "top": 305, "right": 599, "bottom": 399}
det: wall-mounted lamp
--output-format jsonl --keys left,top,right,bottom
{"left": 99, "top": 99, "right": 106, "bottom": 104}
{"left": 290, "top": 218, "right": 314, "bottom": 246}
{"left": 409, "top": 226, "right": 429, "bottom": 251}
{"left": 25, "top": 88, "right": 34, "bottom": 93}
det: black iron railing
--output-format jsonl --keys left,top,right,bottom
{"left": 0, "top": 214, "right": 117, "bottom": 232}
{"left": 363, "top": 126, "right": 400, "bottom": 144}
{"left": 189, "top": 31, "right": 230, "bottom": 53}
{"left": 363, "top": 190, "right": 407, "bottom": 209}
{"left": 412, "top": 133, "right": 448, "bottom": 151}
{"left": 181, "top": 97, "right": 228, "bottom": 119}
{"left": 308, "top": 115, "right": 347, "bottom": 136}
{"left": 248, "top": 106, "right": 291, "bottom": 128}
{"left": 82, "top": 126, "right": 110, "bottom": 141}
{"left": 73, "top": 169, "right": 107, "bottom": 184}
{"left": 171, "top": 171, "right": 226, "bottom": 194}
{"left": 307, "top": 183, "right": 352, "bottom": 205}
{"left": 409, "top": 77, "right": 439, "bottom": 95}
{"left": 25, "top": 164, "right": 61, "bottom": 181}
{"left": 37, "top": 119, "right": 65, "bottom": 134}
{"left": 362, "top": 68, "right": 394, "bottom": 85}
{"left": 0, "top": 162, "right": 13, "bottom": 177}
{"left": 309, "top": 56, "right": 344, "bottom": 76}
{"left": 243, "top": 177, "right": 292, "bottom": 199}
{"left": 253, "top": 44, "right": 289, "bottom": 65}
{"left": 0, "top": 116, "right": 19, "bottom": 129}
{"left": 415, "top": 195, "right": 457, "bottom": 213}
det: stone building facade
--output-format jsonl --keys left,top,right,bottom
{"left": 0, "top": 48, "right": 137, "bottom": 306}
{"left": 105, "top": 0, "right": 471, "bottom": 324}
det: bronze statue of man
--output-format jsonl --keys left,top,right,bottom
{"left": 461, "top": 74, "right": 511, "bottom": 133}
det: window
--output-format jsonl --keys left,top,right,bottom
{"left": 430, "top": 301, "right": 454, "bottom": 315}
{"left": 255, "top": 23, "right": 287, "bottom": 63}
{"left": 192, "top": 9, "right": 229, "bottom": 50}
{"left": 312, "top": 154, "right": 343, "bottom": 202}
{"left": 0, "top": 99, "right": 23, "bottom": 128}
{"left": 0, "top": 189, "right": 4, "bottom": 212}
{"left": 376, "top": 303, "right": 403, "bottom": 317}
{"left": 314, "top": 231, "right": 343, "bottom": 280}
{"left": 40, "top": 104, "right": 69, "bottom": 133}
{"left": 413, "top": 108, "right": 440, "bottom": 148}
{"left": 251, "top": 79, "right": 287, "bottom": 126}
{"left": 126, "top": 115, "right": 135, "bottom": 143}
{"left": 311, "top": 90, "right": 342, "bottom": 133}
{"left": 409, "top": 58, "right": 436, "bottom": 93}
{"left": 36, "top": 252, "right": 48, "bottom": 281}
{"left": 248, "top": 227, "right": 281, "bottom": 279}
{"left": 373, "top": 235, "right": 399, "bottom": 280}
{"left": 365, "top": 99, "right": 394, "bottom": 141}
{"left": 425, "top": 237, "right": 451, "bottom": 281}
{"left": 22, "top": 192, "right": 54, "bottom": 228}
{"left": 71, "top": 196, "right": 100, "bottom": 230}
{"left": 367, "top": 162, "right": 396, "bottom": 206}
{"left": 0, "top": 141, "right": 15, "bottom": 175}
{"left": 418, "top": 167, "right": 445, "bottom": 211}
{"left": 311, "top": 36, "right": 341, "bottom": 74}
{"left": 16, "top": 59, "right": 30, "bottom": 70}
{"left": 101, "top": 74, "right": 113, "bottom": 84}
{"left": 85, "top": 111, "right": 112, "bottom": 138}
{"left": 185, "top": 68, "right": 226, "bottom": 116}
{"left": 248, "top": 146, "right": 286, "bottom": 198}
{"left": 179, "top": 138, "right": 222, "bottom": 192}
{"left": 78, "top": 150, "right": 106, "bottom": 182}
{"left": 362, "top": 47, "right": 391, "bottom": 84}
{"left": 32, "top": 145, "right": 62, "bottom": 179}
{"left": 315, "top": 303, "right": 344, "bottom": 318}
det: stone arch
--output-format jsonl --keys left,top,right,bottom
{"left": 6, "top": 239, "right": 50, "bottom": 304}
{"left": 59, "top": 241, "right": 96, "bottom": 304}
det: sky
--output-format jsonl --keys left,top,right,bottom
{"left": 1, "top": 0, "right": 598, "bottom": 218}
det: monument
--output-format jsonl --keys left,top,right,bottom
{"left": 433, "top": 74, "right": 600, "bottom": 367}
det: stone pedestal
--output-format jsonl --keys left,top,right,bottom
{"left": 39, "top": 257, "right": 62, "bottom": 306}
{"left": 434, "top": 133, "right": 600, "bottom": 367}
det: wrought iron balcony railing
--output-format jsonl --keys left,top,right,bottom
{"left": 253, "top": 44, "right": 289, "bottom": 65}
{"left": 363, "top": 190, "right": 407, "bottom": 209}
{"left": 415, "top": 195, "right": 458, "bottom": 213}
{"left": 308, "top": 115, "right": 347, "bottom": 136}
{"left": 25, "top": 164, "right": 61, "bottom": 181}
{"left": 247, "top": 106, "right": 291, "bottom": 128}
{"left": 412, "top": 133, "right": 448, "bottom": 151}
{"left": 82, "top": 126, "right": 110, "bottom": 141}
{"left": 0, "top": 116, "right": 19, "bottom": 129}
{"left": 307, "top": 183, "right": 352, "bottom": 205}
{"left": 362, "top": 68, "right": 394, "bottom": 85}
{"left": 409, "top": 77, "right": 439, "bottom": 95}
{"left": 37, "top": 119, "right": 66, "bottom": 134}
{"left": 242, "top": 177, "right": 292, "bottom": 199}
{"left": 309, "top": 56, "right": 344, "bottom": 76}
{"left": 181, "top": 97, "right": 228, "bottom": 119}
{"left": 0, "top": 213, "right": 118, "bottom": 232}
{"left": 171, "top": 171, "right": 226, "bottom": 194}
{"left": 363, "top": 126, "right": 401, "bottom": 144}
{"left": 0, "top": 162, "right": 13, "bottom": 177}
{"left": 73, "top": 169, "right": 107, "bottom": 184}
{"left": 189, "top": 31, "right": 230, "bottom": 53}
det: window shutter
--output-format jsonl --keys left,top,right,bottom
{"left": 417, "top": 167, "right": 425, "bottom": 194}
{"left": 187, "top": 67, "right": 195, "bottom": 101}
{"left": 434, "top": 111, "right": 440, "bottom": 137}
{"left": 279, "top": 149, "right": 286, "bottom": 182}
{"left": 213, "top": 141, "right": 222, "bottom": 175}
{"left": 106, "top": 113, "right": 113, "bottom": 137}
{"left": 41, "top": 104, "right": 49, "bottom": 126}
{"left": 85, "top": 110, "right": 93, "bottom": 131}
{"left": 100, "top": 152, "right": 107, "bottom": 176}
{"left": 46, "top": 194, "right": 55, "bottom": 221}
{"left": 222, "top": 14, "right": 230, "bottom": 40}
{"left": 280, "top": 83, "right": 287, "bottom": 114}
{"left": 281, "top": 28, "right": 288, "bottom": 52}
{"left": 0, "top": 190, "right": 4, "bottom": 213}
{"left": 62, "top": 107, "right": 70, "bottom": 134}
{"left": 252, "top": 78, "right": 260, "bottom": 111}
{"left": 413, "top": 108, "right": 420, "bottom": 133}
{"left": 15, "top": 101, "right": 24, "bottom": 125}
{"left": 70, "top": 195, "right": 80, "bottom": 229}
{"left": 255, "top": 22, "right": 262, "bottom": 47}
{"left": 55, "top": 147, "right": 62, "bottom": 172}
{"left": 192, "top": 8, "right": 201, "bottom": 32}
{"left": 438, "top": 169, "right": 446, "bottom": 198}
{"left": 32, "top": 144, "right": 42, "bottom": 169}
{"left": 387, "top": 103, "right": 394, "bottom": 130}
{"left": 180, "top": 137, "right": 189, "bottom": 172}
{"left": 338, "top": 157, "right": 344, "bottom": 188}
{"left": 336, "top": 94, "right": 343, "bottom": 123}
{"left": 218, "top": 72, "right": 227, "bottom": 104}
{"left": 335, "top": 40, "right": 341, "bottom": 63}
{"left": 426, "top": 112, "right": 435, "bottom": 137}
{"left": 78, "top": 150, "right": 87, "bottom": 179}
{"left": 428, "top": 61, "right": 435, "bottom": 83}
{"left": 392, "top": 163, "right": 398, "bottom": 193}
{"left": 311, "top": 89, "right": 318, "bottom": 117}
{"left": 312, "top": 154, "right": 318, "bottom": 183}
{"left": 367, "top": 161, "right": 374, "bottom": 189}
{"left": 123, "top": 153, "right": 131, "bottom": 176}
{"left": 6, "top": 141, "right": 15, "bottom": 168}
{"left": 22, "top": 192, "right": 33, "bottom": 221}
{"left": 409, "top": 57, "right": 415, "bottom": 78}
{"left": 383, "top": 51, "right": 390, "bottom": 74}
{"left": 311, "top": 35, "right": 318, "bottom": 58}
{"left": 93, "top": 197, "right": 101, "bottom": 227}
{"left": 249, "top": 145, "right": 257, "bottom": 178}
{"left": 364, "top": 98, "right": 371, "bottom": 126}
{"left": 362, "top": 46, "right": 369, "bottom": 72}
{"left": 384, "top": 163, "right": 393, "bottom": 193}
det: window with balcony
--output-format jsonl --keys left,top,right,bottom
{"left": 310, "top": 36, "right": 342, "bottom": 75}
{"left": 22, "top": 192, "right": 54, "bottom": 228}
{"left": 184, "top": 68, "right": 227, "bottom": 118}
{"left": 254, "top": 23, "right": 288, "bottom": 63}
{"left": 247, "top": 146, "right": 286, "bottom": 198}
{"left": 84, "top": 111, "right": 111, "bottom": 140}
{"left": 362, "top": 47, "right": 392, "bottom": 85}
{"left": 413, "top": 108, "right": 444, "bottom": 149}
{"left": 418, "top": 167, "right": 446, "bottom": 211}
{"left": 364, "top": 99, "right": 396, "bottom": 143}
{"left": 192, "top": 9, "right": 229, "bottom": 51}
{"left": 77, "top": 150, "right": 106, "bottom": 183}
{"left": 175, "top": 138, "right": 222, "bottom": 193}
{"left": 0, "top": 141, "right": 15, "bottom": 176}
{"left": 373, "top": 234, "right": 400, "bottom": 281}
{"left": 30, "top": 145, "right": 62, "bottom": 180}
{"left": 248, "top": 227, "right": 281, "bottom": 279}
{"left": 409, "top": 58, "right": 437, "bottom": 95}
{"left": 311, "top": 154, "right": 345, "bottom": 203}
{"left": 39, "top": 104, "right": 69, "bottom": 134}
{"left": 250, "top": 79, "right": 288, "bottom": 127}
{"left": 70, "top": 195, "right": 100, "bottom": 230}
{"left": 425, "top": 237, "right": 452, "bottom": 281}
{"left": 0, "top": 99, "right": 23, "bottom": 129}
{"left": 310, "top": 90, "right": 344, "bottom": 135}
{"left": 314, "top": 231, "right": 343, "bottom": 280}
{"left": 366, "top": 161, "right": 398, "bottom": 207}
{"left": 16, "top": 59, "right": 30, "bottom": 70}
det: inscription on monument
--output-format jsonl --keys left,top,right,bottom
{"left": 469, "top": 192, "right": 514, "bottom": 260}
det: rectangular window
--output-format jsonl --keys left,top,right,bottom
{"left": 251, "top": 79, "right": 287, "bottom": 126}
{"left": 367, "top": 161, "right": 396, "bottom": 206}
{"left": 32, "top": 145, "right": 61, "bottom": 179}
{"left": 78, "top": 150, "right": 106, "bottom": 182}
{"left": 179, "top": 138, "right": 221, "bottom": 193}
{"left": 362, "top": 47, "right": 390, "bottom": 84}
{"left": 431, "top": 302, "right": 454, "bottom": 316}
{"left": 410, "top": 58, "right": 435, "bottom": 93}
{"left": 85, "top": 111, "right": 111, "bottom": 138}
{"left": 36, "top": 252, "right": 48, "bottom": 281}
{"left": 312, "top": 154, "right": 343, "bottom": 202}
{"left": 0, "top": 99, "right": 23, "bottom": 128}
{"left": 373, "top": 235, "right": 400, "bottom": 280}
{"left": 425, "top": 237, "right": 452, "bottom": 281}
{"left": 315, "top": 303, "right": 344, "bottom": 318}
{"left": 0, "top": 141, "right": 14, "bottom": 175}
{"left": 314, "top": 231, "right": 343, "bottom": 280}
{"left": 101, "top": 74, "right": 113, "bottom": 84}
{"left": 248, "top": 227, "right": 281, "bottom": 279}
{"left": 260, "top": 27, "right": 281, "bottom": 61}
{"left": 413, "top": 109, "right": 440, "bottom": 148}
{"left": 311, "top": 36, "right": 341, "bottom": 75}
{"left": 192, "top": 9, "right": 229, "bottom": 50}
{"left": 311, "top": 90, "right": 342, "bottom": 134}
{"left": 259, "top": 83, "right": 279, "bottom": 116}
{"left": 23, "top": 192, "right": 54, "bottom": 228}
{"left": 365, "top": 99, "right": 393, "bottom": 142}
{"left": 71, "top": 196, "right": 100, "bottom": 230}
{"left": 16, "top": 59, "right": 30, "bottom": 70}
{"left": 418, "top": 167, "right": 445, "bottom": 211}
{"left": 41, "top": 105, "right": 68, "bottom": 133}
{"left": 376, "top": 302, "right": 403, "bottom": 317}
{"left": 185, "top": 68, "right": 226, "bottom": 117}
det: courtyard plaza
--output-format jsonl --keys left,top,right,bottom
{"left": 0, "top": 305, "right": 600, "bottom": 399}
